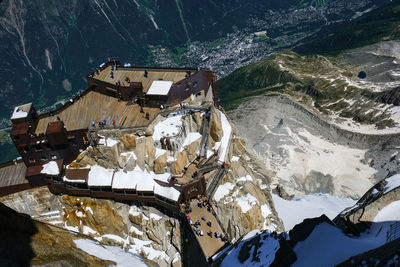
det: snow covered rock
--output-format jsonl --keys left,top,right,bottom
{"left": 213, "top": 138, "right": 283, "bottom": 240}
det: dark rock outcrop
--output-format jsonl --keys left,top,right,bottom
{"left": 289, "top": 214, "right": 334, "bottom": 247}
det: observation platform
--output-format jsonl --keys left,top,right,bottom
{"left": 35, "top": 90, "right": 160, "bottom": 134}
{"left": 93, "top": 65, "right": 191, "bottom": 93}
{"left": 186, "top": 199, "right": 226, "bottom": 260}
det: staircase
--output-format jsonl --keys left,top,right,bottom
{"left": 206, "top": 166, "right": 227, "bottom": 199}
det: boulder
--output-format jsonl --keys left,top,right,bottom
{"left": 84, "top": 146, "right": 120, "bottom": 169}
{"left": 154, "top": 153, "right": 167, "bottom": 174}
{"left": 171, "top": 152, "right": 188, "bottom": 175}
{"left": 288, "top": 214, "right": 334, "bottom": 247}
{"left": 97, "top": 145, "right": 120, "bottom": 169}
{"left": 120, "top": 134, "right": 136, "bottom": 150}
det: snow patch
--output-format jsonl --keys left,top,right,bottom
{"left": 218, "top": 111, "right": 232, "bottom": 163}
{"left": 221, "top": 231, "right": 280, "bottom": 267}
{"left": 213, "top": 182, "right": 235, "bottom": 202}
{"left": 236, "top": 193, "right": 258, "bottom": 213}
{"left": 150, "top": 213, "right": 162, "bottom": 220}
{"left": 237, "top": 175, "right": 253, "bottom": 182}
{"left": 74, "top": 239, "right": 146, "bottom": 266}
{"left": 272, "top": 193, "right": 356, "bottom": 231}
{"left": 383, "top": 174, "right": 400, "bottom": 194}
{"left": 373, "top": 200, "right": 400, "bottom": 222}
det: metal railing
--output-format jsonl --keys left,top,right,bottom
{"left": 387, "top": 221, "right": 400, "bottom": 243}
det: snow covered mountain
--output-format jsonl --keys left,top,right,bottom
{"left": 215, "top": 174, "right": 400, "bottom": 266}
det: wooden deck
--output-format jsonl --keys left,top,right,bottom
{"left": 0, "top": 161, "right": 28, "bottom": 187}
{"left": 94, "top": 66, "right": 189, "bottom": 92}
{"left": 35, "top": 91, "right": 160, "bottom": 134}
{"left": 187, "top": 199, "right": 226, "bottom": 259}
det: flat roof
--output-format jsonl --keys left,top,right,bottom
{"left": 146, "top": 81, "right": 173, "bottom": 96}
{"left": 88, "top": 165, "right": 113, "bottom": 187}
{"left": 11, "top": 103, "right": 32, "bottom": 120}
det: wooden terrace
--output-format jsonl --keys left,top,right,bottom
{"left": 0, "top": 161, "right": 30, "bottom": 197}
{"left": 35, "top": 91, "right": 160, "bottom": 134}
{"left": 0, "top": 161, "right": 27, "bottom": 188}
{"left": 93, "top": 65, "right": 191, "bottom": 93}
{"left": 187, "top": 199, "right": 226, "bottom": 259}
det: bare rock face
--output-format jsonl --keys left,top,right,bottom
{"left": 184, "top": 139, "right": 201, "bottom": 162}
{"left": 212, "top": 138, "right": 283, "bottom": 240}
{"left": 82, "top": 146, "right": 120, "bottom": 169}
{"left": 0, "top": 202, "right": 115, "bottom": 266}
{"left": 135, "top": 136, "right": 156, "bottom": 170}
{"left": 119, "top": 152, "right": 137, "bottom": 171}
{"left": 120, "top": 134, "right": 137, "bottom": 150}
{"left": 69, "top": 151, "right": 97, "bottom": 168}
{"left": 1, "top": 188, "right": 182, "bottom": 267}
{"left": 154, "top": 153, "right": 167, "bottom": 174}
{"left": 192, "top": 112, "right": 203, "bottom": 130}
{"left": 170, "top": 152, "right": 188, "bottom": 175}
{"left": 210, "top": 108, "right": 222, "bottom": 142}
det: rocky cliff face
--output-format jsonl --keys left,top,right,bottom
{"left": 1, "top": 106, "right": 284, "bottom": 265}
{"left": 0, "top": 200, "right": 149, "bottom": 266}
{"left": 218, "top": 178, "right": 400, "bottom": 266}
{"left": 1, "top": 187, "right": 180, "bottom": 267}
{"left": 212, "top": 137, "right": 283, "bottom": 241}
